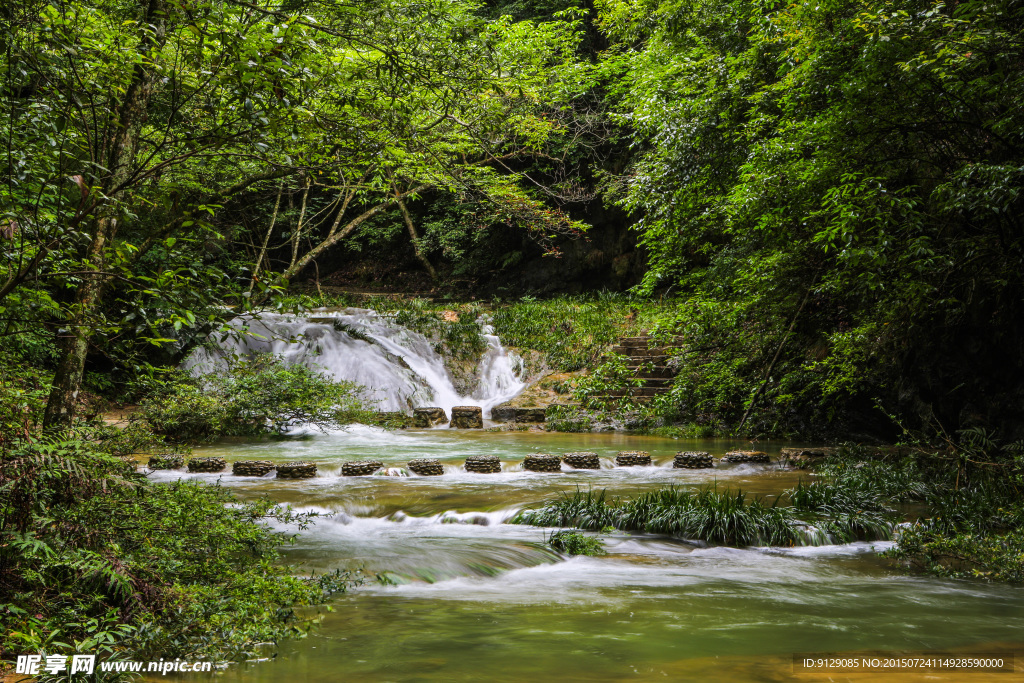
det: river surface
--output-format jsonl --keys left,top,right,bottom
{"left": 149, "top": 427, "right": 1024, "bottom": 682}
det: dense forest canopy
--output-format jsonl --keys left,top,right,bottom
{"left": 2, "top": 0, "right": 1023, "bottom": 434}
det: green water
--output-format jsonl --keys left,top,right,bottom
{"left": 153, "top": 427, "right": 1024, "bottom": 681}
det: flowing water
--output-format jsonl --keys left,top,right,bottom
{"left": 164, "top": 312, "right": 1024, "bottom": 682}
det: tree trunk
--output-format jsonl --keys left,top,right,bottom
{"left": 395, "top": 188, "right": 437, "bottom": 280}
{"left": 43, "top": 0, "right": 166, "bottom": 427}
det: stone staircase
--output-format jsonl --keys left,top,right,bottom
{"left": 597, "top": 335, "right": 678, "bottom": 403}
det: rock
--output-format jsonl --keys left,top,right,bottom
{"left": 562, "top": 451, "right": 600, "bottom": 469}
{"left": 523, "top": 453, "right": 562, "bottom": 472}
{"left": 450, "top": 405, "right": 483, "bottom": 429}
{"left": 615, "top": 451, "right": 651, "bottom": 466}
{"left": 673, "top": 451, "right": 713, "bottom": 469}
{"left": 780, "top": 447, "right": 836, "bottom": 460}
{"left": 187, "top": 457, "right": 226, "bottom": 473}
{"left": 277, "top": 461, "right": 318, "bottom": 478}
{"left": 515, "top": 407, "right": 546, "bottom": 423}
{"left": 232, "top": 460, "right": 276, "bottom": 476}
{"left": 407, "top": 458, "right": 444, "bottom": 476}
{"left": 413, "top": 407, "right": 449, "bottom": 428}
{"left": 341, "top": 460, "right": 383, "bottom": 476}
{"left": 722, "top": 450, "right": 770, "bottom": 464}
{"left": 149, "top": 454, "right": 184, "bottom": 469}
{"left": 464, "top": 455, "right": 501, "bottom": 473}
{"left": 490, "top": 403, "right": 517, "bottom": 422}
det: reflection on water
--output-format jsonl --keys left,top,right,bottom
{"left": 148, "top": 428, "right": 1024, "bottom": 682}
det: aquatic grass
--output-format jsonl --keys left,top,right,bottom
{"left": 514, "top": 486, "right": 803, "bottom": 547}
{"left": 547, "top": 530, "right": 606, "bottom": 556}
{"left": 510, "top": 489, "right": 620, "bottom": 529}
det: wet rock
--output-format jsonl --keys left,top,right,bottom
{"left": 149, "top": 454, "right": 184, "bottom": 469}
{"left": 780, "top": 447, "right": 836, "bottom": 461}
{"left": 515, "top": 407, "right": 546, "bottom": 423}
{"left": 562, "top": 451, "right": 600, "bottom": 469}
{"left": 464, "top": 455, "right": 501, "bottom": 473}
{"left": 490, "top": 403, "right": 517, "bottom": 422}
{"left": 615, "top": 451, "right": 651, "bottom": 466}
{"left": 413, "top": 407, "right": 449, "bottom": 428}
{"left": 187, "top": 457, "right": 226, "bottom": 473}
{"left": 673, "top": 451, "right": 714, "bottom": 469}
{"left": 523, "top": 453, "right": 562, "bottom": 472}
{"left": 722, "top": 450, "right": 770, "bottom": 464}
{"left": 232, "top": 460, "right": 276, "bottom": 476}
{"left": 277, "top": 461, "right": 318, "bottom": 478}
{"left": 407, "top": 458, "right": 444, "bottom": 476}
{"left": 450, "top": 405, "right": 483, "bottom": 429}
{"left": 341, "top": 460, "right": 382, "bottom": 476}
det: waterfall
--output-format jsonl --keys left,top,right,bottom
{"left": 184, "top": 308, "right": 526, "bottom": 416}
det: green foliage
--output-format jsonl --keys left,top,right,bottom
{"left": 885, "top": 527, "right": 1024, "bottom": 583}
{"left": 547, "top": 530, "right": 606, "bottom": 556}
{"left": 596, "top": 0, "right": 1024, "bottom": 436}
{"left": 491, "top": 294, "right": 666, "bottom": 372}
{"left": 0, "top": 431, "right": 356, "bottom": 661}
{"left": 139, "top": 355, "right": 367, "bottom": 442}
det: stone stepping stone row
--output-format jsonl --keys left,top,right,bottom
{"left": 674, "top": 451, "right": 714, "bottom": 469}
{"left": 340, "top": 460, "right": 383, "bottom": 476}
{"left": 721, "top": 450, "right": 770, "bottom": 464}
{"left": 615, "top": 451, "right": 652, "bottom": 466}
{"left": 523, "top": 454, "right": 562, "bottom": 472}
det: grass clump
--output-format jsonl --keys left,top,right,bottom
{"left": 514, "top": 486, "right": 804, "bottom": 547}
{"left": 547, "top": 530, "right": 606, "bottom": 556}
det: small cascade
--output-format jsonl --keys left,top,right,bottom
{"left": 185, "top": 308, "right": 525, "bottom": 415}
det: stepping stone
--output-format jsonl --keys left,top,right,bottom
{"left": 523, "top": 453, "right": 561, "bottom": 472}
{"left": 232, "top": 460, "right": 275, "bottom": 476}
{"left": 464, "top": 455, "right": 501, "bottom": 473}
{"left": 187, "top": 457, "right": 226, "bottom": 473}
{"left": 277, "top": 461, "right": 318, "bottom": 478}
{"left": 722, "top": 451, "right": 770, "bottom": 464}
{"left": 450, "top": 405, "right": 483, "bottom": 429}
{"left": 615, "top": 451, "right": 651, "bottom": 466}
{"left": 341, "top": 460, "right": 383, "bottom": 476}
{"left": 407, "top": 458, "right": 444, "bottom": 476}
{"left": 673, "top": 451, "right": 713, "bottom": 469}
{"left": 562, "top": 451, "right": 600, "bottom": 469}
{"left": 414, "top": 407, "right": 449, "bottom": 427}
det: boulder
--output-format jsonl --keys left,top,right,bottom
{"left": 232, "top": 460, "right": 276, "bottom": 476}
{"left": 523, "top": 453, "right": 562, "bottom": 472}
{"left": 407, "top": 458, "right": 444, "bottom": 476}
{"left": 562, "top": 451, "right": 600, "bottom": 469}
{"left": 490, "top": 403, "right": 517, "bottom": 422}
{"left": 780, "top": 447, "right": 836, "bottom": 460}
{"left": 277, "top": 461, "right": 318, "bottom": 478}
{"left": 187, "top": 457, "right": 226, "bottom": 473}
{"left": 515, "top": 407, "right": 546, "bottom": 423}
{"left": 615, "top": 451, "right": 651, "bottom": 466}
{"left": 341, "top": 460, "right": 383, "bottom": 476}
{"left": 464, "top": 455, "right": 501, "bottom": 473}
{"left": 450, "top": 405, "right": 483, "bottom": 429}
{"left": 149, "top": 454, "right": 184, "bottom": 470}
{"left": 673, "top": 451, "right": 714, "bottom": 469}
{"left": 413, "top": 407, "right": 449, "bottom": 428}
{"left": 722, "top": 450, "right": 770, "bottom": 464}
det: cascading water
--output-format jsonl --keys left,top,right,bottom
{"left": 184, "top": 308, "right": 526, "bottom": 416}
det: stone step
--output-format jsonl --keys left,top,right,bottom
{"left": 627, "top": 366, "right": 674, "bottom": 377}
{"left": 600, "top": 387, "right": 670, "bottom": 397}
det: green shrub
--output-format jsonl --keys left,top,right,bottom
{"left": 139, "top": 354, "right": 368, "bottom": 441}
{"left": 547, "top": 530, "right": 606, "bottom": 556}
{"left": 0, "top": 432, "right": 355, "bottom": 661}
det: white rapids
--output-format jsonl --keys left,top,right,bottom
{"left": 184, "top": 308, "right": 526, "bottom": 415}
